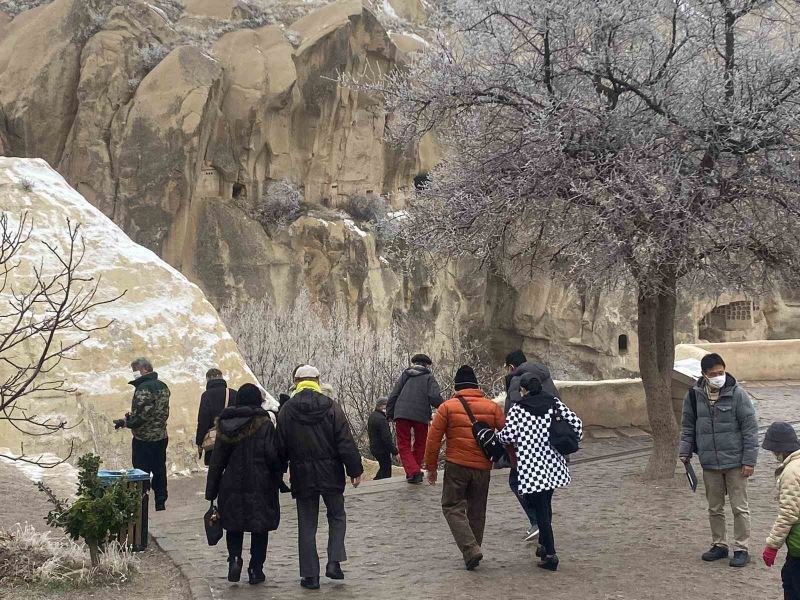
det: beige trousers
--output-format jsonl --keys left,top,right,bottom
{"left": 702, "top": 467, "right": 750, "bottom": 551}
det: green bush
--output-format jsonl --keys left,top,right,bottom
{"left": 38, "top": 454, "right": 139, "bottom": 566}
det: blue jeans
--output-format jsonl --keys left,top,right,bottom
{"left": 509, "top": 468, "right": 537, "bottom": 529}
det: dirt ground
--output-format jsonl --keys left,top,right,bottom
{"left": 0, "top": 461, "right": 190, "bottom": 600}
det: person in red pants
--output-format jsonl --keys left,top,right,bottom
{"left": 386, "top": 354, "right": 443, "bottom": 484}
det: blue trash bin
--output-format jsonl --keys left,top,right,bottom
{"left": 97, "top": 469, "right": 151, "bottom": 551}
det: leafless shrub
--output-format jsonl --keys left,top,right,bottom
{"left": 222, "top": 293, "right": 410, "bottom": 451}
{"left": 223, "top": 291, "right": 504, "bottom": 452}
{"left": 0, "top": 0, "right": 52, "bottom": 18}
{"left": 256, "top": 180, "right": 303, "bottom": 227}
{"left": 342, "top": 194, "right": 389, "bottom": 223}
{"left": 138, "top": 42, "right": 170, "bottom": 73}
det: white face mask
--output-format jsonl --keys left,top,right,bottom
{"left": 707, "top": 374, "right": 726, "bottom": 389}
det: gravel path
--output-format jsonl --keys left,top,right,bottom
{"left": 150, "top": 383, "right": 800, "bottom": 600}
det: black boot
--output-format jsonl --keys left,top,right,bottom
{"left": 300, "top": 576, "right": 320, "bottom": 589}
{"left": 248, "top": 565, "right": 266, "bottom": 585}
{"left": 325, "top": 561, "right": 344, "bottom": 580}
{"left": 537, "top": 554, "right": 559, "bottom": 572}
{"left": 227, "top": 557, "right": 243, "bottom": 582}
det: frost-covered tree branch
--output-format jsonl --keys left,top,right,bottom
{"left": 343, "top": 0, "right": 800, "bottom": 478}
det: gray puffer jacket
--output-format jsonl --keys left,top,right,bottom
{"left": 386, "top": 366, "right": 443, "bottom": 424}
{"left": 504, "top": 362, "right": 560, "bottom": 415}
{"left": 678, "top": 374, "right": 758, "bottom": 471}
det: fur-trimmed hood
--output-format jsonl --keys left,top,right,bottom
{"left": 217, "top": 405, "right": 271, "bottom": 443}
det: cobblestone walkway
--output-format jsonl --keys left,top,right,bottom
{"left": 151, "top": 384, "right": 800, "bottom": 600}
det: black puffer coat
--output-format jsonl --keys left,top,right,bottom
{"left": 196, "top": 379, "right": 237, "bottom": 466}
{"left": 277, "top": 389, "right": 363, "bottom": 499}
{"left": 205, "top": 405, "right": 284, "bottom": 533}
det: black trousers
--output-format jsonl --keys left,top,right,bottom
{"left": 226, "top": 531, "right": 268, "bottom": 568}
{"left": 784, "top": 556, "right": 800, "bottom": 600}
{"left": 374, "top": 453, "right": 393, "bottom": 480}
{"left": 132, "top": 437, "right": 168, "bottom": 504}
{"left": 524, "top": 489, "right": 555, "bottom": 555}
{"left": 296, "top": 493, "right": 347, "bottom": 578}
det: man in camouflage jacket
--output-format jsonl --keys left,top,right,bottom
{"left": 114, "top": 357, "right": 171, "bottom": 510}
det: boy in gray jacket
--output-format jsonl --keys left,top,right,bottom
{"left": 679, "top": 353, "right": 758, "bottom": 568}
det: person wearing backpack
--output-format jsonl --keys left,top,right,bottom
{"left": 678, "top": 353, "right": 758, "bottom": 568}
{"left": 497, "top": 373, "right": 582, "bottom": 572}
{"left": 761, "top": 422, "right": 800, "bottom": 599}
{"left": 424, "top": 365, "right": 505, "bottom": 571}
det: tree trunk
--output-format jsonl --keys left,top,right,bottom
{"left": 637, "top": 281, "right": 679, "bottom": 480}
{"left": 87, "top": 539, "right": 99, "bottom": 567}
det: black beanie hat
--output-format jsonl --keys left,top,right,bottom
{"left": 519, "top": 373, "right": 542, "bottom": 394}
{"left": 411, "top": 353, "right": 433, "bottom": 366}
{"left": 454, "top": 365, "right": 479, "bottom": 391}
{"left": 763, "top": 422, "right": 800, "bottom": 453}
{"left": 505, "top": 350, "right": 527, "bottom": 368}
{"left": 238, "top": 383, "right": 262, "bottom": 407}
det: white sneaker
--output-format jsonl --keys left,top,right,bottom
{"left": 524, "top": 529, "right": 539, "bottom": 542}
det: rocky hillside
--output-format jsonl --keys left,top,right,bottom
{"left": 1, "top": 0, "right": 797, "bottom": 381}
{"left": 0, "top": 157, "right": 258, "bottom": 471}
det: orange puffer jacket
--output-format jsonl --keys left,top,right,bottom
{"left": 424, "top": 388, "right": 506, "bottom": 472}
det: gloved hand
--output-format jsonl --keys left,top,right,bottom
{"left": 763, "top": 546, "right": 778, "bottom": 567}
{"left": 113, "top": 418, "right": 126, "bottom": 430}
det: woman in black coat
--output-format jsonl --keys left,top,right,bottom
{"left": 205, "top": 383, "right": 284, "bottom": 585}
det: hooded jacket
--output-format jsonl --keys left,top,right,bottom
{"left": 767, "top": 449, "right": 800, "bottom": 555}
{"left": 204, "top": 405, "right": 284, "bottom": 533}
{"left": 424, "top": 387, "right": 505, "bottom": 472}
{"left": 678, "top": 373, "right": 758, "bottom": 470}
{"left": 277, "top": 388, "right": 364, "bottom": 499}
{"left": 386, "top": 365, "right": 443, "bottom": 424}
{"left": 498, "top": 387, "right": 582, "bottom": 494}
{"left": 504, "top": 362, "right": 559, "bottom": 415}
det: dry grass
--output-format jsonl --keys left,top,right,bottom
{"left": 0, "top": 525, "right": 136, "bottom": 589}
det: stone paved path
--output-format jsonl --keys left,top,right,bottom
{"left": 151, "top": 384, "right": 800, "bottom": 600}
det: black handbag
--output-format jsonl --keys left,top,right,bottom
{"left": 549, "top": 407, "right": 580, "bottom": 455}
{"left": 457, "top": 396, "right": 508, "bottom": 463}
{"left": 203, "top": 501, "right": 223, "bottom": 546}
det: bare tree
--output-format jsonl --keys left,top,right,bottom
{"left": 0, "top": 211, "right": 121, "bottom": 467}
{"left": 344, "top": 0, "right": 800, "bottom": 478}
{"left": 222, "top": 293, "right": 411, "bottom": 452}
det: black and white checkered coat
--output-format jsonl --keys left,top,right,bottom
{"left": 498, "top": 398, "right": 583, "bottom": 494}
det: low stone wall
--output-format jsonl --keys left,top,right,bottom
{"left": 676, "top": 340, "right": 800, "bottom": 382}
{"left": 555, "top": 379, "right": 648, "bottom": 429}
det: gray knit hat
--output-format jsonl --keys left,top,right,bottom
{"left": 763, "top": 422, "right": 800, "bottom": 453}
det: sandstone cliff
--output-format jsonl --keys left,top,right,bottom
{"left": 0, "top": 157, "right": 259, "bottom": 471}
{"left": 1, "top": 0, "right": 795, "bottom": 384}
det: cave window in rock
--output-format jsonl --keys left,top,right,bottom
{"left": 199, "top": 165, "right": 222, "bottom": 197}
{"left": 699, "top": 299, "right": 762, "bottom": 341}
{"left": 414, "top": 173, "right": 430, "bottom": 190}
{"left": 232, "top": 183, "right": 247, "bottom": 200}
{"left": 618, "top": 334, "right": 629, "bottom": 356}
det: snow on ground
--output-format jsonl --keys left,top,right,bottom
{"left": 344, "top": 218, "right": 369, "bottom": 238}
{"left": 382, "top": 0, "right": 399, "bottom": 20}
{"left": 0, "top": 448, "right": 79, "bottom": 487}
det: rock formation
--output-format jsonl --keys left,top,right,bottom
{"left": 0, "top": 157, "right": 258, "bottom": 471}
{"left": 0, "top": 0, "right": 795, "bottom": 385}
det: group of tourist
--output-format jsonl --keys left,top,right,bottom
{"left": 111, "top": 350, "right": 800, "bottom": 598}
